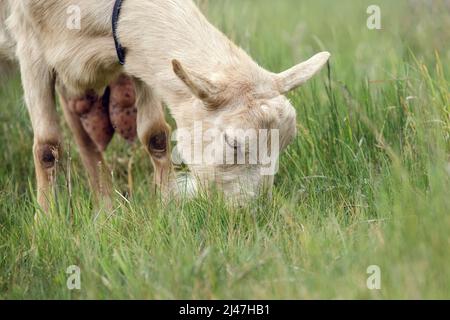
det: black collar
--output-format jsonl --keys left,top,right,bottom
{"left": 112, "top": 0, "right": 126, "bottom": 65}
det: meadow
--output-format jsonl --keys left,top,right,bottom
{"left": 0, "top": 0, "right": 449, "bottom": 299}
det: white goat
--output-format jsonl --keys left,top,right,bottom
{"left": 0, "top": 0, "right": 330, "bottom": 212}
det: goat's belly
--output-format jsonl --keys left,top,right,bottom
{"left": 48, "top": 36, "right": 122, "bottom": 97}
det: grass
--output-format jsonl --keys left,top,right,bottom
{"left": 0, "top": 0, "right": 449, "bottom": 299}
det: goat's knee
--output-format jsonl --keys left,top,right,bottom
{"left": 141, "top": 126, "right": 173, "bottom": 190}
{"left": 33, "top": 140, "right": 61, "bottom": 211}
{"left": 34, "top": 141, "right": 60, "bottom": 171}
{"left": 148, "top": 131, "right": 168, "bottom": 159}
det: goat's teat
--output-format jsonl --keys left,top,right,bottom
{"left": 66, "top": 75, "right": 138, "bottom": 152}
{"left": 109, "top": 75, "right": 138, "bottom": 143}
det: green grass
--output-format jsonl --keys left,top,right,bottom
{"left": 1, "top": 0, "right": 449, "bottom": 299}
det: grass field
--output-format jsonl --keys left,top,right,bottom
{"left": 0, "top": 0, "right": 449, "bottom": 299}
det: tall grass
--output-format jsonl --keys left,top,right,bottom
{"left": 0, "top": 0, "right": 449, "bottom": 299}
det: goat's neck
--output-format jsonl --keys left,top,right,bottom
{"left": 120, "top": 0, "right": 260, "bottom": 107}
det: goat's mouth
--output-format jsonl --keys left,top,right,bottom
{"left": 172, "top": 166, "right": 268, "bottom": 199}
{"left": 173, "top": 180, "right": 257, "bottom": 202}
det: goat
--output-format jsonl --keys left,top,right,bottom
{"left": 1, "top": 0, "right": 330, "bottom": 212}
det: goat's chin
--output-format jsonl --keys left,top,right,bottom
{"left": 169, "top": 165, "right": 274, "bottom": 204}
{"left": 177, "top": 175, "right": 264, "bottom": 204}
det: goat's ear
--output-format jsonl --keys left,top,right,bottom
{"left": 172, "top": 59, "right": 219, "bottom": 102}
{"left": 275, "top": 52, "right": 330, "bottom": 94}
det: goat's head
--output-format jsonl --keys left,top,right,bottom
{"left": 171, "top": 52, "right": 330, "bottom": 201}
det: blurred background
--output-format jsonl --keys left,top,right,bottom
{"left": 0, "top": 0, "right": 449, "bottom": 299}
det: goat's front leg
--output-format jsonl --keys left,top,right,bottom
{"left": 135, "top": 81, "right": 173, "bottom": 195}
{"left": 17, "top": 43, "right": 61, "bottom": 214}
